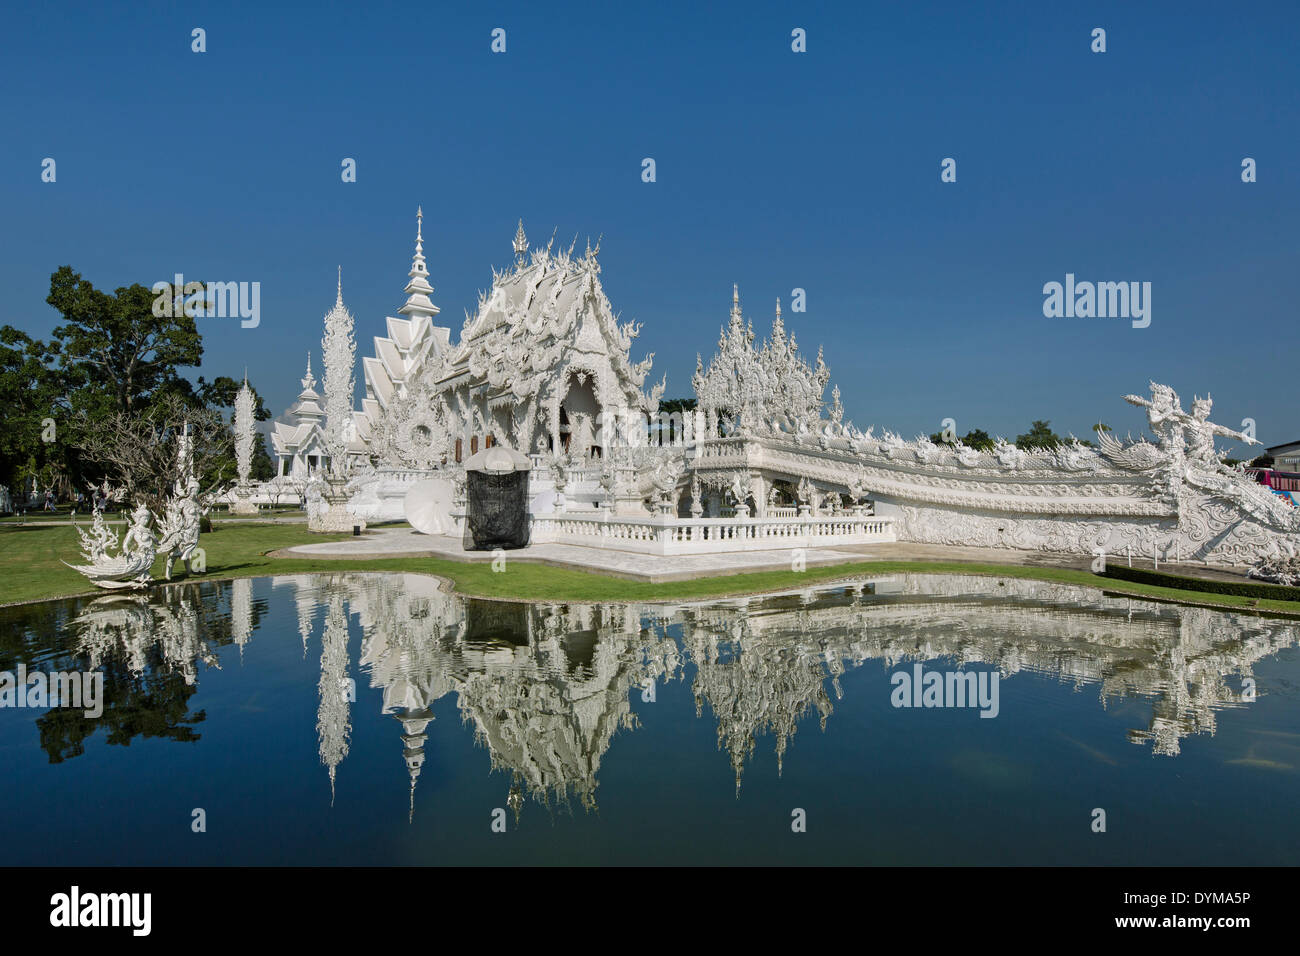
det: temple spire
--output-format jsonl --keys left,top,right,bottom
{"left": 410, "top": 207, "right": 427, "bottom": 278}
{"left": 513, "top": 219, "right": 528, "bottom": 265}
{"left": 399, "top": 205, "right": 439, "bottom": 320}
{"left": 771, "top": 299, "right": 786, "bottom": 347}
{"left": 336, "top": 265, "right": 343, "bottom": 306}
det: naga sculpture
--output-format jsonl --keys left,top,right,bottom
{"left": 65, "top": 503, "right": 159, "bottom": 589}
{"left": 65, "top": 427, "right": 205, "bottom": 589}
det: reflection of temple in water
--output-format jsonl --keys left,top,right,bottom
{"left": 66, "top": 572, "right": 1300, "bottom": 815}
{"left": 348, "top": 575, "right": 682, "bottom": 816}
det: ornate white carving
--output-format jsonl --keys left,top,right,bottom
{"left": 234, "top": 376, "right": 255, "bottom": 487}
{"left": 67, "top": 429, "right": 204, "bottom": 587}
{"left": 65, "top": 502, "right": 159, "bottom": 589}
{"left": 321, "top": 270, "right": 357, "bottom": 477}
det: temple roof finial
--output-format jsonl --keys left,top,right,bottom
{"left": 409, "top": 208, "right": 427, "bottom": 276}
{"left": 399, "top": 205, "right": 439, "bottom": 319}
{"left": 513, "top": 219, "right": 528, "bottom": 263}
{"left": 335, "top": 265, "right": 343, "bottom": 307}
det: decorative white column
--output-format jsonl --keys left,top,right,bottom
{"left": 312, "top": 268, "right": 365, "bottom": 532}
{"left": 231, "top": 373, "right": 258, "bottom": 514}
{"left": 321, "top": 267, "right": 356, "bottom": 480}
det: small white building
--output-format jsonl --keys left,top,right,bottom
{"left": 271, "top": 355, "right": 329, "bottom": 479}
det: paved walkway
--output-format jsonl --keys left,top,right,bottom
{"left": 280, "top": 527, "right": 1252, "bottom": 583}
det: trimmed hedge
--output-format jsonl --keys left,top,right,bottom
{"left": 1099, "top": 564, "right": 1300, "bottom": 602}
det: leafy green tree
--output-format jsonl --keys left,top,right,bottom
{"left": 1015, "top": 420, "right": 1064, "bottom": 450}
{"left": 656, "top": 397, "right": 698, "bottom": 443}
{"left": 0, "top": 326, "right": 64, "bottom": 491}
{"left": 658, "top": 397, "right": 697, "bottom": 415}
{"left": 930, "top": 427, "right": 995, "bottom": 451}
{"left": 46, "top": 266, "right": 203, "bottom": 416}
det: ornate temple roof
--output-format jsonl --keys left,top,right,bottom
{"left": 431, "top": 225, "right": 658, "bottom": 410}
{"left": 359, "top": 209, "right": 454, "bottom": 425}
{"left": 352, "top": 215, "right": 661, "bottom": 459}
{"left": 271, "top": 353, "right": 326, "bottom": 456}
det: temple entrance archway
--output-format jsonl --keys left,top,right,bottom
{"left": 560, "top": 372, "right": 601, "bottom": 460}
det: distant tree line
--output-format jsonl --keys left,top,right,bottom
{"left": 929, "top": 421, "right": 1117, "bottom": 451}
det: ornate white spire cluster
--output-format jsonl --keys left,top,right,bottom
{"left": 693, "top": 286, "right": 828, "bottom": 432}
{"left": 320, "top": 268, "right": 357, "bottom": 476}
{"left": 233, "top": 371, "right": 256, "bottom": 488}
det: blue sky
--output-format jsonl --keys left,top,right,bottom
{"left": 2, "top": 0, "right": 1296, "bottom": 447}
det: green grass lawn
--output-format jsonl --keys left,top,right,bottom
{"left": 4, "top": 520, "right": 1300, "bottom": 615}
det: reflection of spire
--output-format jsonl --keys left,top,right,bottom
{"left": 317, "top": 589, "right": 352, "bottom": 805}
{"left": 294, "top": 577, "right": 316, "bottom": 657}
{"left": 685, "top": 607, "right": 832, "bottom": 794}
{"left": 399, "top": 708, "right": 432, "bottom": 824}
{"left": 230, "top": 577, "right": 253, "bottom": 662}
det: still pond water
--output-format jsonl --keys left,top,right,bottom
{"left": 1, "top": 572, "right": 1297, "bottom": 865}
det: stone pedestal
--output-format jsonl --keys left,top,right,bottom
{"left": 308, "top": 479, "right": 366, "bottom": 533}
{"left": 230, "top": 486, "right": 258, "bottom": 515}
{"left": 613, "top": 492, "right": 649, "bottom": 516}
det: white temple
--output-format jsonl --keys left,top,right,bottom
{"left": 270, "top": 354, "right": 327, "bottom": 480}
{"left": 352, "top": 212, "right": 662, "bottom": 470}
{"left": 265, "top": 208, "right": 1299, "bottom": 569}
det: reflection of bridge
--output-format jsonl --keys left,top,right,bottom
{"left": 66, "top": 572, "right": 1299, "bottom": 818}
